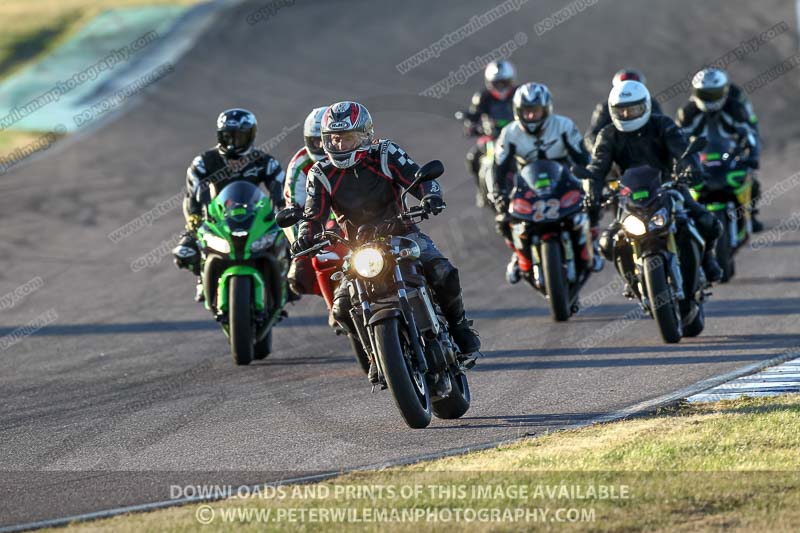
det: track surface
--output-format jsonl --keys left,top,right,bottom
{"left": 1, "top": 0, "right": 799, "bottom": 526}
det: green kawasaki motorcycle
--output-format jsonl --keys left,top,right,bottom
{"left": 195, "top": 181, "right": 289, "bottom": 365}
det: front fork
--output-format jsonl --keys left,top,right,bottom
{"left": 352, "top": 268, "right": 429, "bottom": 377}
{"left": 632, "top": 234, "right": 685, "bottom": 306}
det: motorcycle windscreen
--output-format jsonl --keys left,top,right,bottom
{"left": 511, "top": 160, "right": 574, "bottom": 220}
{"left": 619, "top": 165, "right": 662, "bottom": 207}
{"left": 700, "top": 135, "right": 738, "bottom": 191}
{"left": 215, "top": 181, "right": 267, "bottom": 231}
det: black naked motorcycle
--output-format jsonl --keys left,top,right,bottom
{"left": 505, "top": 160, "right": 594, "bottom": 321}
{"left": 277, "top": 161, "right": 474, "bottom": 429}
{"left": 598, "top": 138, "right": 710, "bottom": 343}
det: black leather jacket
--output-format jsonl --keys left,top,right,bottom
{"left": 586, "top": 114, "right": 702, "bottom": 187}
{"left": 675, "top": 84, "right": 759, "bottom": 165}
{"left": 465, "top": 89, "right": 515, "bottom": 133}
{"left": 298, "top": 140, "right": 442, "bottom": 240}
{"left": 183, "top": 147, "right": 285, "bottom": 225}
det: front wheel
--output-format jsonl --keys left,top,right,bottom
{"left": 373, "top": 319, "right": 432, "bottom": 429}
{"left": 253, "top": 329, "right": 272, "bottom": 360}
{"left": 542, "top": 240, "right": 570, "bottom": 322}
{"left": 644, "top": 256, "right": 682, "bottom": 344}
{"left": 683, "top": 305, "right": 705, "bottom": 338}
{"left": 229, "top": 276, "right": 254, "bottom": 365}
{"left": 349, "top": 334, "right": 371, "bottom": 374}
{"left": 432, "top": 370, "right": 471, "bottom": 419}
{"left": 714, "top": 212, "right": 734, "bottom": 283}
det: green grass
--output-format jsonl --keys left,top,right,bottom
{"left": 44, "top": 394, "right": 800, "bottom": 532}
{"left": 0, "top": 1, "right": 204, "bottom": 82}
{"left": 0, "top": 1, "right": 204, "bottom": 160}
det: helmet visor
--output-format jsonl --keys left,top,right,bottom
{"left": 610, "top": 100, "right": 648, "bottom": 122}
{"left": 694, "top": 86, "right": 727, "bottom": 104}
{"left": 322, "top": 131, "right": 363, "bottom": 154}
{"left": 218, "top": 129, "right": 253, "bottom": 152}
{"left": 489, "top": 79, "right": 513, "bottom": 92}
{"left": 305, "top": 136, "right": 324, "bottom": 155}
{"left": 519, "top": 105, "right": 546, "bottom": 122}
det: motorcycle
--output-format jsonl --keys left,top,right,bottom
{"left": 595, "top": 138, "right": 709, "bottom": 343}
{"left": 194, "top": 181, "right": 289, "bottom": 365}
{"left": 691, "top": 130, "right": 753, "bottom": 282}
{"left": 504, "top": 160, "right": 593, "bottom": 321}
{"left": 277, "top": 161, "right": 474, "bottom": 429}
{"left": 456, "top": 111, "right": 512, "bottom": 209}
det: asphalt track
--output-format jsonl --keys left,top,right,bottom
{"left": 1, "top": 0, "right": 799, "bottom": 527}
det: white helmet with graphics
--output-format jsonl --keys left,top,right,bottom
{"left": 321, "top": 101, "right": 374, "bottom": 169}
{"left": 608, "top": 80, "right": 652, "bottom": 132}
{"left": 303, "top": 106, "right": 327, "bottom": 161}
{"left": 513, "top": 83, "right": 553, "bottom": 133}
{"left": 691, "top": 68, "right": 729, "bottom": 112}
{"left": 484, "top": 60, "right": 516, "bottom": 100}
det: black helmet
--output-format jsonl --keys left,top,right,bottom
{"left": 216, "top": 108, "right": 257, "bottom": 157}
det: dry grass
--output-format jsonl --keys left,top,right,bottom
{"left": 0, "top": 0, "right": 203, "bottom": 81}
{"left": 40, "top": 394, "right": 800, "bottom": 532}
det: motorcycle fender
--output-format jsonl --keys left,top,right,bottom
{"left": 217, "top": 266, "right": 266, "bottom": 313}
{"left": 368, "top": 308, "right": 404, "bottom": 327}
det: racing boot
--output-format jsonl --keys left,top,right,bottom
{"left": 702, "top": 250, "right": 723, "bottom": 283}
{"left": 505, "top": 253, "right": 521, "bottom": 284}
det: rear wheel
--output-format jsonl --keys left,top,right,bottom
{"left": 432, "top": 370, "right": 471, "bottom": 419}
{"left": 229, "top": 276, "right": 254, "bottom": 365}
{"left": 542, "top": 240, "right": 570, "bottom": 322}
{"left": 644, "top": 256, "right": 682, "bottom": 344}
{"left": 714, "top": 212, "right": 734, "bottom": 283}
{"left": 373, "top": 319, "right": 431, "bottom": 429}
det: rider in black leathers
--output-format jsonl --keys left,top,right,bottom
{"left": 675, "top": 68, "right": 763, "bottom": 231}
{"left": 463, "top": 60, "right": 516, "bottom": 205}
{"left": 585, "top": 68, "right": 663, "bottom": 149}
{"left": 173, "top": 109, "right": 286, "bottom": 288}
{"left": 584, "top": 81, "right": 724, "bottom": 282}
{"left": 292, "top": 101, "right": 481, "bottom": 383}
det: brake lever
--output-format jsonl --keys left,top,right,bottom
{"left": 291, "top": 239, "right": 331, "bottom": 260}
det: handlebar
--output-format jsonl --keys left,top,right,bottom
{"left": 291, "top": 204, "right": 446, "bottom": 259}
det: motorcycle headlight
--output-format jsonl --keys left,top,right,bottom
{"left": 622, "top": 215, "right": 647, "bottom": 236}
{"left": 352, "top": 247, "right": 385, "bottom": 279}
{"left": 250, "top": 232, "right": 278, "bottom": 252}
{"left": 204, "top": 233, "right": 231, "bottom": 254}
{"left": 649, "top": 208, "right": 668, "bottom": 230}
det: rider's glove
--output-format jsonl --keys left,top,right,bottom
{"left": 421, "top": 194, "right": 446, "bottom": 215}
{"left": 172, "top": 232, "right": 200, "bottom": 274}
{"left": 493, "top": 195, "right": 509, "bottom": 215}
{"left": 290, "top": 234, "right": 316, "bottom": 257}
{"left": 687, "top": 168, "right": 706, "bottom": 188}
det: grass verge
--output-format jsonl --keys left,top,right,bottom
{"left": 45, "top": 394, "right": 800, "bottom": 532}
{"left": 0, "top": 1, "right": 204, "bottom": 161}
{"left": 0, "top": 0, "right": 203, "bottom": 82}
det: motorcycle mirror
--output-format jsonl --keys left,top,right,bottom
{"left": 275, "top": 205, "right": 304, "bottom": 228}
{"left": 402, "top": 160, "right": 445, "bottom": 206}
{"left": 682, "top": 136, "right": 708, "bottom": 159}
{"left": 414, "top": 159, "right": 445, "bottom": 182}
